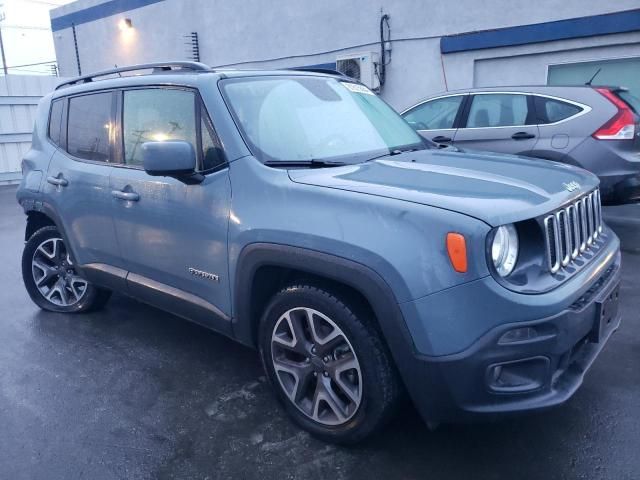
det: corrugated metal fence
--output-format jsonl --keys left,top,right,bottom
{"left": 0, "top": 75, "right": 65, "bottom": 185}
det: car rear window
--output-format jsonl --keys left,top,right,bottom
{"left": 534, "top": 96, "right": 582, "bottom": 124}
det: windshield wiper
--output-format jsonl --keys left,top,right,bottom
{"left": 365, "top": 146, "right": 420, "bottom": 163}
{"left": 263, "top": 159, "right": 348, "bottom": 168}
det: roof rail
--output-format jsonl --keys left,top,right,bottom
{"left": 55, "top": 61, "right": 212, "bottom": 90}
{"left": 286, "top": 67, "right": 349, "bottom": 78}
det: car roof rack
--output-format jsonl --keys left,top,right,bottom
{"left": 55, "top": 61, "right": 212, "bottom": 90}
{"left": 285, "top": 67, "right": 349, "bottom": 78}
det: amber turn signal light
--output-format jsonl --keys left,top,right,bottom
{"left": 446, "top": 233, "right": 467, "bottom": 273}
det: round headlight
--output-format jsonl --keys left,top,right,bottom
{"left": 491, "top": 224, "right": 519, "bottom": 277}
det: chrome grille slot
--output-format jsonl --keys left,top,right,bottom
{"left": 543, "top": 189, "right": 603, "bottom": 274}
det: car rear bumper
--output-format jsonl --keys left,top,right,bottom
{"left": 397, "top": 235, "right": 622, "bottom": 424}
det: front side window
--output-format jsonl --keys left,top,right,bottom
{"left": 221, "top": 76, "right": 423, "bottom": 164}
{"left": 534, "top": 96, "right": 582, "bottom": 124}
{"left": 123, "top": 89, "right": 197, "bottom": 166}
{"left": 67, "top": 92, "right": 113, "bottom": 162}
{"left": 403, "top": 96, "right": 464, "bottom": 131}
{"left": 466, "top": 94, "right": 529, "bottom": 128}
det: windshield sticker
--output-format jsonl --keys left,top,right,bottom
{"left": 342, "top": 82, "right": 375, "bottom": 95}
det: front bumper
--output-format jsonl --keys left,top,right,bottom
{"left": 396, "top": 233, "right": 622, "bottom": 424}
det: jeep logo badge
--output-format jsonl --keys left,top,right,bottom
{"left": 563, "top": 181, "right": 580, "bottom": 192}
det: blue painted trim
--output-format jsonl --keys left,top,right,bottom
{"left": 51, "top": 0, "right": 165, "bottom": 32}
{"left": 441, "top": 9, "right": 640, "bottom": 54}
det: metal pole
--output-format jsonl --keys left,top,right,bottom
{"left": 72, "top": 22, "right": 81, "bottom": 75}
{"left": 0, "top": 25, "right": 8, "bottom": 75}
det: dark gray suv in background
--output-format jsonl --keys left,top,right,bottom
{"left": 402, "top": 86, "right": 640, "bottom": 205}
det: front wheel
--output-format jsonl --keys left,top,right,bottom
{"left": 22, "top": 226, "right": 111, "bottom": 313}
{"left": 259, "top": 284, "right": 401, "bottom": 444}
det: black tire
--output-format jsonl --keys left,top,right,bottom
{"left": 259, "top": 283, "right": 401, "bottom": 444}
{"left": 22, "top": 226, "right": 112, "bottom": 313}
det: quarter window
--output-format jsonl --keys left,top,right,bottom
{"left": 48, "top": 98, "right": 64, "bottom": 147}
{"left": 201, "top": 114, "right": 224, "bottom": 170}
{"left": 123, "top": 89, "right": 197, "bottom": 166}
{"left": 466, "top": 94, "right": 529, "bottom": 128}
{"left": 403, "top": 96, "right": 464, "bottom": 130}
{"left": 67, "top": 93, "right": 113, "bottom": 162}
{"left": 534, "top": 96, "right": 582, "bottom": 124}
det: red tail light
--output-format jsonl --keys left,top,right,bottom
{"left": 592, "top": 88, "right": 636, "bottom": 140}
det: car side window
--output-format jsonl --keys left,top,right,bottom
{"left": 403, "top": 96, "right": 464, "bottom": 130}
{"left": 123, "top": 89, "right": 197, "bottom": 167}
{"left": 67, "top": 92, "right": 113, "bottom": 162}
{"left": 466, "top": 94, "right": 529, "bottom": 128}
{"left": 48, "top": 98, "right": 64, "bottom": 147}
{"left": 534, "top": 96, "right": 582, "bottom": 124}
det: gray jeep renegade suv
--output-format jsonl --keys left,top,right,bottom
{"left": 17, "top": 62, "right": 622, "bottom": 444}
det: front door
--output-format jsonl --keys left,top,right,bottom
{"left": 402, "top": 94, "right": 466, "bottom": 146}
{"left": 110, "top": 87, "right": 232, "bottom": 329}
{"left": 453, "top": 93, "right": 539, "bottom": 155}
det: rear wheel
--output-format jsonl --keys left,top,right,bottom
{"left": 259, "top": 284, "right": 401, "bottom": 444}
{"left": 22, "top": 226, "right": 111, "bottom": 313}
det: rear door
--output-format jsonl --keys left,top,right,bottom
{"left": 530, "top": 94, "right": 590, "bottom": 161}
{"left": 43, "top": 91, "right": 121, "bottom": 267}
{"left": 401, "top": 94, "right": 467, "bottom": 145}
{"left": 453, "top": 93, "right": 539, "bottom": 155}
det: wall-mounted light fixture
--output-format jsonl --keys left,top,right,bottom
{"left": 118, "top": 18, "right": 133, "bottom": 31}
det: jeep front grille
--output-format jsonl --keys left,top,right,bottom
{"left": 543, "top": 189, "right": 602, "bottom": 274}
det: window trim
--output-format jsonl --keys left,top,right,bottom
{"left": 116, "top": 85, "right": 227, "bottom": 174}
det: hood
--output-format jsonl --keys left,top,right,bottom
{"left": 288, "top": 149, "right": 599, "bottom": 226}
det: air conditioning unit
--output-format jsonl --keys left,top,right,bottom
{"left": 336, "top": 52, "right": 380, "bottom": 90}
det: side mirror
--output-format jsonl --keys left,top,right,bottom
{"left": 142, "top": 141, "right": 202, "bottom": 183}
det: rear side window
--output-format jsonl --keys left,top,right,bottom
{"left": 67, "top": 92, "right": 113, "bottom": 162}
{"left": 466, "top": 94, "right": 529, "bottom": 128}
{"left": 48, "top": 99, "right": 64, "bottom": 147}
{"left": 123, "top": 88, "right": 197, "bottom": 166}
{"left": 534, "top": 96, "right": 582, "bottom": 124}
{"left": 403, "top": 96, "right": 464, "bottom": 130}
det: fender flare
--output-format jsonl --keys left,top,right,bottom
{"left": 232, "top": 242, "right": 418, "bottom": 358}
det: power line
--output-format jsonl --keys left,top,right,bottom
{"left": 0, "top": 24, "right": 51, "bottom": 31}
{"left": 6, "top": 60, "right": 56, "bottom": 68}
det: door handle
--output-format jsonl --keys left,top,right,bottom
{"left": 47, "top": 175, "right": 68, "bottom": 187}
{"left": 111, "top": 190, "right": 140, "bottom": 202}
{"left": 432, "top": 135, "right": 452, "bottom": 143}
{"left": 511, "top": 132, "right": 536, "bottom": 140}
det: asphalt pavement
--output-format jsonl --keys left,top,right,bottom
{"left": 1, "top": 184, "right": 638, "bottom": 480}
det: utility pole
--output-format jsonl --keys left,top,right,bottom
{"left": 0, "top": 5, "right": 7, "bottom": 75}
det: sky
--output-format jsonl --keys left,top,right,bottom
{"left": 0, "top": 0, "right": 73, "bottom": 75}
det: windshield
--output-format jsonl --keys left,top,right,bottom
{"left": 221, "top": 76, "right": 424, "bottom": 164}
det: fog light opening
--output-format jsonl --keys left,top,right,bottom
{"left": 498, "top": 327, "right": 538, "bottom": 344}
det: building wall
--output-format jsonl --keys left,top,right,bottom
{"left": 0, "top": 75, "right": 64, "bottom": 184}
{"left": 50, "top": 0, "right": 640, "bottom": 109}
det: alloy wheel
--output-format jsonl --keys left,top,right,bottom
{"left": 270, "top": 307, "right": 363, "bottom": 426}
{"left": 31, "top": 237, "right": 87, "bottom": 307}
